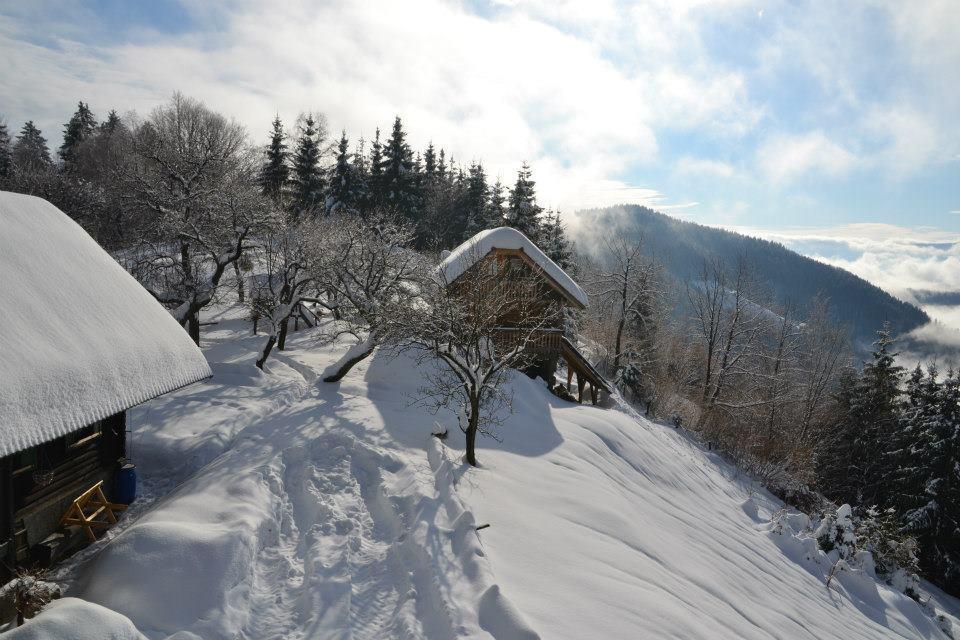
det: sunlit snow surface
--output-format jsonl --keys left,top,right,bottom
{"left": 13, "top": 301, "right": 959, "bottom": 639}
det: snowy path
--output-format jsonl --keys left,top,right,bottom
{"left": 43, "top": 308, "right": 530, "bottom": 639}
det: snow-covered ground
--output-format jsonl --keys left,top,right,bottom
{"left": 10, "top": 302, "right": 960, "bottom": 639}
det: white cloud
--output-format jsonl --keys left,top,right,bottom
{"left": 0, "top": 0, "right": 765, "bottom": 212}
{"left": 755, "top": 130, "right": 858, "bottom": 185}
{"left": 674, "top": 156, "right": 735, "bottom": 177}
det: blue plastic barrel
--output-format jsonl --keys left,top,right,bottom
{"left": 115, "top": 462, "right": 137, "bottom": 504}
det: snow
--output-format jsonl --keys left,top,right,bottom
{"left": 18, "top": 297, "right": 960, "bottom": 638}
{"left": 4, "top": 598, "right": 146, "bottom": 640}
{"left": 0, "top": 192, "right": 211, "bottom": 457}
{"left": 438, "top": 227, "right": 589, "bottom": 307}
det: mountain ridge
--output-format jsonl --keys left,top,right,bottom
{"left": 574, "top": 204, "right": 929, "bottom": 348}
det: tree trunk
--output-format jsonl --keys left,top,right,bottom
{"left": 322, "top": 334, "right": 378, "bottom": 382}
{"left": 256, "top": 335, "right": 277, "bottom": 370}
{"left": 234, "top": 260, "right": 245, "bottom": 303}
{"left": 187, "top": 312, "right": 201, "bottom": 345}
{"left": 465, "top": 395, "right": 480, "bottom": 466}
{"left": 277, "top": 318, "right": 290, "bottom": 351}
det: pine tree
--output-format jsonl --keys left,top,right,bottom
{"left": 60, "top": 101, "right": 97, "bottom": 169}
{"left": 368, "top": 128, "right": 384, "bottom": 211}
{"left": 424, "top": 142, "right": 437, "bottom": 178}
{"left": 506, "top": 162, "right": 543, "bottom": 242}
{"left": 901, "top": 368, "right": 960, "bottom": 591}
{"left": 436, "top": 148, "right": 447, "bottom": 182}
{"left": 816, "top": 367, "right": 861, "bottom": 501}
{"left": 851, "top": 326, "right": 906, "bottom": 507}
{"left": 12, "top": 121, "right": 52, "bottom": 170}
{"left": 540, "top": 210, "right": 574, "bottom": 269}
{"left": 260, "top": 116, "right": 290, "bottom": 204}
{"left": 327, "top": 130, "right": 363, "bottom": 215}
{"left": 381, "top": 116, "right": 419, "bottom": 220}
{"left": 290, "top": 115, "right": 325, "bottom": 216}
{"left": 0, "top": 122, "right": 11, "bottom": 179}
{"left": 100, "top": 110, "right": 121, "bottom": 136}
{"left": 351, "top": 137, "right": 371, "bottom": 213}
{"left": 463, "top": 162, "right": 489, "bottom": 238}
{"left": 488, "top": 179, "right": 506, "bottom": 226}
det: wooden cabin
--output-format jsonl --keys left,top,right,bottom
{"left": 439, "top": 227, "right": 611, "bottom": 404}
{"left": 0, "top": 191, "right": 211, "bottom": 580}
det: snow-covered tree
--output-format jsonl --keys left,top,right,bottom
{"left": 898, "top": 368, "right": 960, "bottom": 591}
{"left": 122, "top": 93, "right": 267, "bottom": 343}
{"left": 59, "top": 101, "right": 97, "bottom": 169}
{"left": 462, "top": 162, "right": 489, "bottom": 237}
{"left": 260, "top": 116, "right": 290, "bottom": 205}
{"left": 401, "top": 247, "right": 559, "bottom": 466}
{"left": 488, "top": 178, "right": 506, "bottom": 226}
{"left": 290, "top": 113, "right": 326, "bottom": 217}
{"left": 250, "top": 215, "right": 324, "bottom": 369}
{"left": 381, "top": 116, "right": 419, "bottom": 221}
{"left": 367, "top": 127, "right": 384, "bottom": 211}
{"left": 0, "top": 121, "right": 11, "bottom": 179}
{"left": 327, "top": 130, "right": 363, "bottom": 215}
{"left": 318, "top": 216, "right": 426, "bottom": 382}
{"left": 12, "top": 121, "right": 52, "bottom": 170}
{"left": 505, "top": 162, "right": 542, "bottom": 242}
{"left": 540, "top": 210, "right": 574, "bottom": 269}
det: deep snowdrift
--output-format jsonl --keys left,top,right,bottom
{"left": 15, "top": 303, "right": 959, "bottom": 639}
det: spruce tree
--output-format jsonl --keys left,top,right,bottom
{"left": 351, "top": 137, "right": 371, "bottom": 214}
{"left": 488, "top": 179, "right": 506, "bottom": 226}
{"left": 540, "top": 210, "right": 574, "bottom": 269}
{"left": 437, "top": 148, "right": 447, "bottom": 181}
{"left": 506, "top": 162, "right": 543, "bottom": 242}
{"left": 816, "top": 367, "right": 861, "bottom": 501}
{"left": 100, "top": 110, "right": 121, "bottom": 136}
{"left": 851, "top": 326, "right": 906, "bottom": 507}
{"left": 290, "top": 114, "right": 325, "bottom": 216}
{"left": 463, "top": 161, "right": 489, "bottom": 237}
{"left": 327, "top": 131, "right": 362, "bottom": 215}
{"left": 424, "top": 142, "right": 437, "bottom": 177}
{"left": 381, "top": 116, "right": 419, "bottom": 220}
{"left": 368, "top": 128, "right": 384, "bottom": 210}
{"left": 60, "top": 101, "right": 97, "bottom": 169}
{"left": 0, "top": 122, "right": 11, "bottom": 179}
{"left": 901, "top": 368, "right": 960, "bottom": 591}
{"left": 12, "top": 121, "right": 52, "bottom": 170}
{"left": 260, "top": 116, "right": 290, "bottom": 204}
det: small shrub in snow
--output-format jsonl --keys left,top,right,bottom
{"left": 0, "top": 571, "right": 61, "bottom": 625}
{"left": 811, "top": 504, "right": 921, "bottom": 598}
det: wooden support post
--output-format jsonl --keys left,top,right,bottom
{"left": 590, "top": 384, "right": 598, "bottom": 405}
{"left": 566, "top": 358, "right": 574, "bottom": 391}
{"left": 577, "top": 373, "right": 584, "bottom": 403}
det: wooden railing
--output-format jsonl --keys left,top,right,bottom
{"left": 492, "top": 327, "right": 564, "bottom": 354}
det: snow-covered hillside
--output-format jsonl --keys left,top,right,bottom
{"left": 10, "top": 303, "right": 960, "bottom": 639}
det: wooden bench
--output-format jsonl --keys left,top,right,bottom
{"left": 58, "top": 481, "right": 126, "bottom": 543}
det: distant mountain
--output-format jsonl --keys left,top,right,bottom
{"left": 575, "top": 205, "right": 929, "bottom": 349}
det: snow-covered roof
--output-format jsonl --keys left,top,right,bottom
{"left": 438, "top": 227, "right": 589, "bottom": 307}
{"left": 0, "top": 191, "right": 212, "bottom": 457}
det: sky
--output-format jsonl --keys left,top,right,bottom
{"left": 1, "top": 0, "right": 958, "bottom": 299}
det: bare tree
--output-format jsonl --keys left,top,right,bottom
{"left": 397, "top": 248, "right": 558, "bottom": 466}
{"left": 317, "top": 215, "right": 425, "bottom": 382}
{"left": 121, "top": 93, "right": 268, "bottom": 344}
{"left": 686, "top": 256, "right": 770, "bottom": 433}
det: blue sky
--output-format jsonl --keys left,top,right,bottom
{"left": 1, "top": 0, "right": 958, "bottom": 238}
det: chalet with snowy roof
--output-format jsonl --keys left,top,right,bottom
{"left": 439, "top": 227, "right": 611, "bottom": 404}
{"left": 0, "top": 191, "right": 211, "bottom": 578}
